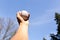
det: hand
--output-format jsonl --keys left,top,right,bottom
{"left": 16, "top": 11, "right": 29, "bottom": 25}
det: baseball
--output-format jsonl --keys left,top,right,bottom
{"left": 20, "top": 10, "right": 30, "bottom": 21}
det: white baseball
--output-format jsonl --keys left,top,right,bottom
{"left": 21, "top": 10, "right": 29, "bottom": 16}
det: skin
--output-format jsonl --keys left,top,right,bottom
{"left": 11, "top": 11, "right": 29, "bottom": 40}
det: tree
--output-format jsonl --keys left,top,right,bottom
{"left": 43, "top": 37, "right": 47, "bottom": 40}
{"left": 0, "top": 18, "right": 17, "bottom": 40}
{"left": 50, "top": 12, "right": 60, "bottom": 40}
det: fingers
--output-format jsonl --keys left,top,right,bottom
{"left": 16, "top": 10, "right": 30, "bottom": 25}
{"left": 16, "top": 11, "right": 24, "bottom": 22}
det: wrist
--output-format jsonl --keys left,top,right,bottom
{"left": 19, "top": 22, "right": 29, "bottom": 29}
{"left": 20, "top": 21, "right": 29, "bottom": 26}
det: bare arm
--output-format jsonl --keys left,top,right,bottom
{"left": 11, "top": 11, "right": 29, "bottom": 40}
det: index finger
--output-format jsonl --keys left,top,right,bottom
{"left": 16, "top": 11, "right": 24, "bottom": 22}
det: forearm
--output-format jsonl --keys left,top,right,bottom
{"left": 11, "top": 23, "right": 29, "bottom": 40}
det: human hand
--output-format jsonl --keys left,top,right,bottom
{"left": 16, "top": 10, "right": 30, "bottom": 25}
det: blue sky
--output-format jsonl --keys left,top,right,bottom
{"left": 0, "top": 0, "right": 60, "bottom": 40}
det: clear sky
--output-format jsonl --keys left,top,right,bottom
{"left": 0, "top": 0, "right": 60, "bottom": 40}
